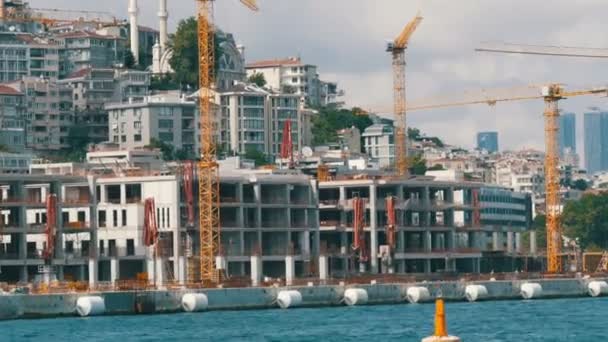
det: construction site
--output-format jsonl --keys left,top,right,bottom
{"left": 2, "top": 0, "right": 608, "bottom": 320}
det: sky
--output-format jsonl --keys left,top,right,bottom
{"left": 35, "top": 0, "right": 608, "bottom": 159}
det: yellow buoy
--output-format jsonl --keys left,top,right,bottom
{"left": 421, "top": 298, "right": 461, "bottom": 342}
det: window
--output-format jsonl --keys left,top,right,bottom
{"left": 99, "top": 240, "right": 105, "bottom": 255}
{"left": 134, "top": 134, "right": 142, "bottom": 142}
{"left": 62, "top": 212, "right": 69, "bottom": 224}
{"left": 113, "top": 136, "right": 118, "bottom": 143}
{"left": 158, "top": 132, "right": 173, "bottom": 142}
{"left": 112, "top": 210, "right": 118, "bottom": 227}
{"left": 98, "top": 210, "right": 106, "bottom": 227}
{"left": 158, "top": 119, "right": 173, "bottom": 129}
{"left": 66, "top": 241, "right": 74, "bottom": 253}
{"left": 126, "top": 239, "right": 135, "bottom": 256}
{"left": 134, "top": 121, "right": 141, "bottom": 129}
{"left": 122, "top": 209, "right": 127, "bottom": 226}
{"left": 77, "top": 211, "right": 86, "bottom": 222}
{"left": 121, "top": 135, "right": 127, "bottom": 142}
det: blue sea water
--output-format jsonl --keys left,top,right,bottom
{"left": 1, "top": 297, "right": 606, "bottom": 342}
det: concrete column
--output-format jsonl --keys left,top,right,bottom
{"left": 302, "top": 230, "right": 310, "bottom": 256}
{"left": 250, "top": 255, "right": 262, "bottom": 286}
{"left": 424, "top": 231, "right": 432, "bottom": 252}
{"left": 88, "top": 259, "right": 98, "bottom": 288}
{"left": 424, "top": 259, "right": 431, "bottom": 273}
{"left": 285, "top": 255, "right": 295, "bottom": 286}
{"left": 492, "top": 232, "right": 500, "bottom": 251}
{"left": 515, "top": 232, "right": 522, "bottom": 253}
{"left": 369, "top": 184, "right": 378, "bottom": 273}
{"left": 110, "top": 257, "right": 119, "bottom": 285}
{"left": 530, "top": 231, "right": 537, "bottom": 255}
{"left": 318, "top": 255, "right": 328, "bottom": 282}
{"left": 434, "top": 232, "right": 442, "bottom": 250}
{"left": 146, "top": 256, "right": 155, "bottom": 283}
{"left": 178, "top": 256, "right": 186, "bottom": 285}
{"left": 99, "top": 185, "right": 107, "bottom": 204}
{"left": 120, "top": 184, "right": 126, "bottom": 205}
{"left": 155, "top": 258, "right": 165, "bottom": 288}
{"left": 216, "top": 255, "right": 226, "bottom": 271}
{"left": 340, "top": 231, "right": 348, "bottom": 272}
{"left": 79, "top": 264, "right": 86, "bottom": 281}
{"left": 507, "top": 231, "right": 514, "bottom": 253}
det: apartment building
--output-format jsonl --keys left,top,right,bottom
{"left": 0, "top": 33, "right": 60, "bottom": 81}
{"left": 219, "top": 83, "right": 302, "bottom": 159}
{"left": 246, "top": 57, "right": 342, "bottom": 107}
{"left": 56, "top": 31, "right": 126, "bottom": 78}
{"left": 318, "top": 177, "right": 532, "bottom": 276}
{"left": 105, "top": 93, "right": 199, "bottom": 157}
{"left": 0, "top": 84, "right": 25, "bottom": 151}
{"left": 0, "top": 152, "right": 30, "bottom": 174}
{"left": 363, "top": 124, "right": 394, "bottom": 168}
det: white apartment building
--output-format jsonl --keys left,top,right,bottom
{"left": 363, "top": 124, "right": 394, "bottom": 168}
{"left": 246, "top": 57, "right": 341, "bottom": 107}
{"left": 105, "top": 93, "right": 199, "bottom": 157}
{"left": 219, "top": 83, "right": 303, "bottom": 159}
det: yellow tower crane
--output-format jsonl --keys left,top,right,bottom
{"left": 405, "top": 84, "right": 608, "bottom": 273}
{"left": 387, "top": 13, "right": 423, "bottom": 177}
{"left": 475, "top": 41, "right": 608, "bottom": 273}
{"left": 196, "top": 0, "right": 258, "bottom": 284}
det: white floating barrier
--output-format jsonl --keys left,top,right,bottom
{"left": 343, "top": 288, "right": 368, "bottom": 306}
{"left": 520, "top": 283, "right": 542, "bottom": 299}
{"left": 276, "top": 290, "right": 302, "bottom": 309}
{"left": 588, "top": 281, "right": 608, "bottom": 297}
{"left": 181, "top": 293, "right": 209, "bottom": 312}
{"left": 406, "top": 286, "right": 431, "bottom": 304}
{"left": 464, "top": 285, "right": 488, "bottom": 302}
{"left": 76, "top": 296, "right": 105, "bottom": 317}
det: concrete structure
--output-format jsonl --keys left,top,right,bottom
{"left": 363, "top": 124, "right": 394, "bottom": 168}
{"left": 105, "top": 93, "right": 199, "bottom": 157}
{"left": 56, "top": 31, "right": 125, "bottom": 78}
{"left": 476, "top": 131, "right": 498, "bottom": 154}
{"left": 584, "top": 110, "right": 608, "bottom": 174}
{"left": 0, "top": 84, "right": 25, "bottom": 151}
{"left": 337, "top": 126, "right": 361, "bottom": 154}
{"left": 246, "top": 57, "right": 342, "bottom": 106}
{"left": 0, "top": 32, "right": 60, "bottom": 81}
{"left": 559, "top": 112, "right": 576, "bottom": 157}
{"left": 318, "top": 177, "right": 532, "bottom": 276}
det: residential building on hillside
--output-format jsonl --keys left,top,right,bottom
{"left": 0, "top": 33, "right": 60, "bottom": 81}
{"left": 476, "top": 131, "right": 498, "bottom": 153}
{"left": 246, "top": 57, "right": 342, "bottom": 106}
{"left": 559, "top": 112, "right": 576, "bottom": 157}
{"left": 584, "top": 110, "right": 608, "bottom": 174}
{"left": 337, "top": 126, "right": 361, "bottom": 154}
{"left": 363, "top": 124, "right": 394, "bottom": 168}
{"left": 0, "top": 152, "right": 30, "bottom": 174}
{"left": 8, "top": 76, "right": 74, "bottom": 151}
{"left": 56, "top": 31, "right": 126, "bottom": 78}
{"left": 0, "top": 84, "right": 25, "bottom": 151}
{"left": 105, "top": 92, "right": 200, "bottom": 157}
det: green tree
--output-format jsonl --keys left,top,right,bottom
{"left": 244, "top": 147, "right": 268, "bottom": 166}
{"left": 124, "top": 50, "right": 136, "bottom": 69}
{"left": 145, "top": 138, "right": 175, "bottom": 161}
{"left": 169, "top": 17, "right": 227, "bottom": 89}
{"left": 150, "top": 75, "right": 179, "bottom": 91}
{"left": 65, "top": 123, "right": 92, "bottom": 162}
{"left": 311, "top": 106, "right": 373, "bottom": 148}
{"left": 407, "top": 127, "right": 421, "bottom": 140}
{"left": 409, "top": 154, "right": 427, "bottom": 175}
{"left": 248, "top": 72, "right": 266, "bottom": 87}
{"left": 562, "top": 193, "right": 608, "bottom": 250}
{"left": 571, "top": 179, "right": 588, "bottom": 191}
{"left": 428, "top": 164, "right": 445, "bottom": 171}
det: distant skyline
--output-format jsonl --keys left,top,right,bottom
{"left": 36, "top": 0, "right": 608, "bottom": 154}
{"left": 477, "top": 131, "right": 498, "bottom": 153}
{"left": 559, "top": 112, "right": 576, "bottom": 157}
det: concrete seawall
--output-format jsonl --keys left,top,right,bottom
{"left": 0, "top": 277, "right": 604, "bottom": 320}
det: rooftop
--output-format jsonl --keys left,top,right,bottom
{"left": 246, "top": 57, "right": 305, "bottom": 69}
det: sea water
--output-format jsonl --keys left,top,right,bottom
{"left": 1, "top": 297, "right": 606, "bottom": 341}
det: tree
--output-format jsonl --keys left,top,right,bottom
{"left": 150, "top": 75, "right": 179, "bottom": 91}
{"left": 409, "top": 154, "right": 427, "bottom": 175}
{"left": 145, "top": 138, "right": 175, "bottom": 161}
{"left": 407, "top": 127, "right": 421, "bottom": 140}
{"left": 65, "top": 123, "right": 92, "bottom": 162}
{"left": 169, "top": 17, "right": 227, "bottom": 89}
{"left": 124, "top": 50, "right": 136, "bottom": 69}
{"left": 562, "top": 193, "right": 608, "bottom": 250}
{"left": 244, "top": 147, "right": 268, "bottom": 167}
{"left": 311, "top": 106, "right": 373, "bottom": 148}
{"left": 571, "top": 179, "right": 588, "bottom": 191}
{"left": 248, "top": 72, "right": 266, "bottom": 87}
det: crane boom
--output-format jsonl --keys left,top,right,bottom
{"left": 476, "top": 41, "right": 608, "bottom": 59}
{"left": 389, "top": 13, "right": 423, "bottom": 177}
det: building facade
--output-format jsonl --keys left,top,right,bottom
{"left": 559, "top": 112, "right": 576, "bottom": 157}
{"left": 476, "top": 131, "right": 499, "bottom": 153}
{"left": 363, "top": 124, "right": 394, "bottom": 168}
{"left": 584, "top": 110, "right": 608, "bottom": 174}
{"left": 0, "top": 84, "right": 25, "bottom": 151}
{"left": 105, "top": 93, "right": 199, "bottom": 156}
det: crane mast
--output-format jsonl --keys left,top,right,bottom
{"left": 196, "top": 0, "right": 219, "bottom": 284}
{"left": 388, "top": 13, "right": 422, "bottom": 177}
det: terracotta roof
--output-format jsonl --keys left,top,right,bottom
{"left": 246, "top": 57, "right": 302, "bottom": 68}
{"left": 0, "top": 85, "right": 22, "bottom": 96}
